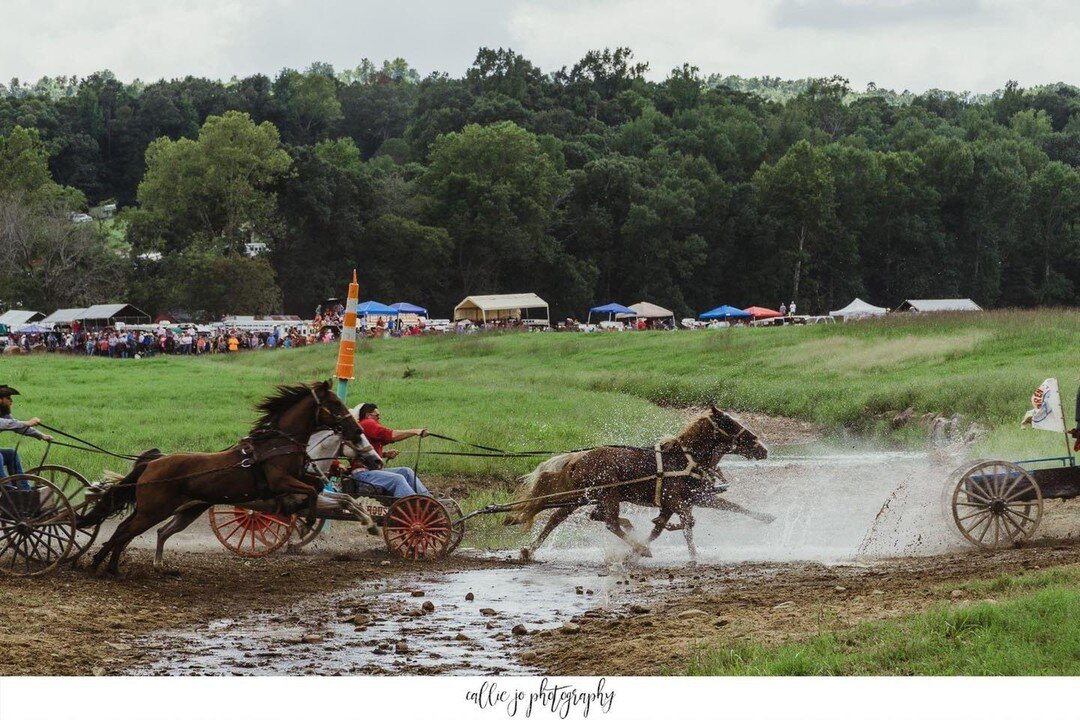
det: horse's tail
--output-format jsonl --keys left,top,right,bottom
{"left": 77, "top": 448, "right": 163, "bottom": 528}
{"left": 503, "top": 452, "right": 584, "bottom": 528}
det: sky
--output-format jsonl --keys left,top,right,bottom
{"left": 2, "top": 0, "right": 1078, "bottom": 93}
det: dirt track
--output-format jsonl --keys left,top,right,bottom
{"left": 3, "top": 526, "right": 1080, "bottom": 676}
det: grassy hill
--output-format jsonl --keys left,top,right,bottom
{"left": 4, "top": 309, "right": 1077, "bottom": 482}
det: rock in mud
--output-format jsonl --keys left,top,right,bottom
{"left": 560, "top": 622, "right": 581, "bottom": 635}
{"left": 512, "top": 624, "right": 528, "bottom": 636}
{"left": 347, "top": 614, "right": 370, "bottom": 625}
{"left": 575, "top": 586, "right": 584, "bottom": 595}
{"left": 302, "top": 634, "right": 323, "bottom": 644}
{"left": 950, "top": 590, "right": 965, "bottom": 599}
{"left": 395, "top": 641, "right": 410, "bottom": 654}
{"left": 454, "top": 633, "right": 471, "bottom": 642}
{"left": 521, "top": 650, "right": 538, "bottom": 662}
{"left": 379, "top": 560, "right": 391, "bottom": 567}
{"left": 465, "top": 592, "right": 475, "bottom": 601}
{"left": 772, "top": 601, "right": 795, "bottom": 610}
{"left": 677, "top": 609, "right": 709, "bottom": 619}
{"left": 629, "top": 604, "right": 650, "bottom": 614}
{"left": 422, "top": 601, "right": 435, "bottom": 613}
{"left": 479, "top": 608, "right": 498, "bottom": 616}
{"left": 834, "top": 586, "right": 847, "bottom": 592}
{"left": 411, "top": 590, "right": 426, "bottom": 597}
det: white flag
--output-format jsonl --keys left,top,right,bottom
{"left": 1029, "top": 378, "right": 1066, "bottom": 433}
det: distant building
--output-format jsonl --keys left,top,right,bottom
{"left": 244, "top": 242, "right": 269, "bottom": 257}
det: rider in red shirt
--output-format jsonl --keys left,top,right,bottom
{"left": 352, "top": 403, "right": 430, "bottom": 498}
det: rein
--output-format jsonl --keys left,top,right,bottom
{"left": 36, "top": 423, "right": 144, "bottom": 461}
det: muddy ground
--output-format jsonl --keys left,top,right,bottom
{"left": 3, "top": 413, "right": 1077, "bottom": 676}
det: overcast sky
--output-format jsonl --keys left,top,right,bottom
{"left": 3, "top": 0, "right": 1077, "bottom": 93}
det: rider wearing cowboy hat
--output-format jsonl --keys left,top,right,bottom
{"left": 0, "top": 385, "right": 53, "bottom": 479}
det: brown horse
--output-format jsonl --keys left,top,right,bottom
{"left": 508, "top": 406, "right": 772, "bottom": 563}
{"left": 81, "top": 380, "right": 376, "bottom": 575}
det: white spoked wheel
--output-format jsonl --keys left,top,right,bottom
{"left": 951, "top": 460, "right": 1043, "bottom": 550}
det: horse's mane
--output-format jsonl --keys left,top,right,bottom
{"left": 658, "top": 411, "right": 712, "bottom": 451}
{"left": 252, "top": 382, "right": 317, "bottom": 430}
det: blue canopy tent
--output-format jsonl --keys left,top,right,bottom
{"left": 389, "top": 302, "right": 428, "bottom": 315}
{"left": 588, "top": 303, "right": 636, "bottom": 324}
{"left": 699, "top": 305, "right": 752, "bottom": 321}
{"left": 355, "top": 301, "right": 399, "bottom": 317}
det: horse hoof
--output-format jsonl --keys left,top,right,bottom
{"left": 366, "top": 525, "right": 380, "bottom": 537}
{"left": 687, "top": 559, "right": 698, "bottom": 568}
{"left": 520, "top": 547, "right": 533, "bottom": 561}
{"left": 635, "top": 545, "right": 652, "bottom": 558}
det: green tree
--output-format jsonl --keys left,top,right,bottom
{"left": 127, "top": 111, "right": 292, "bottom": 253}
{"left": 423, "top": 121, "right": 569, "bottom": 294}
{"left": 753, "top": 140, "right": 837, "bottom": 310}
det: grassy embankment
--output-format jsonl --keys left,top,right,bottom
{"left": 686, "top": 566, "right": 1080, "bottom": 675}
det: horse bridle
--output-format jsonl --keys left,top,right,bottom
{"left": 309, "top": 387, "right": 362, "bottom": 441}
{"left": 707, "top": 412, "right": 753, "bottom": 450}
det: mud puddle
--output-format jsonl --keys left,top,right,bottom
{"left": 135, "top": 562, "right": 643, "bottom": 676}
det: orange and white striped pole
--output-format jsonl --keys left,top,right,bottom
{"left": 335, "top": 269, "right": 359, "bottom": 402}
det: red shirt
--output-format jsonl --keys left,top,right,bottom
{"left": 360, "top": 418, "right": 394, "bottom": 457}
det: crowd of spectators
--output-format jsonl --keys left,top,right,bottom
{"left": 1, "top": 325, "right": 337, "bottom": 357}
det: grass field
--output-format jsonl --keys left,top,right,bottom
{"left": 4, "top": 308, "right": 1075, "bottom": 483}
{"left": 686, "top": 567, "right": 1080, "bottom": 675}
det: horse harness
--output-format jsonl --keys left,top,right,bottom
{"left": 650, "top": 442, "right": 706, "bottom": 506}
{"left": 237, "top": 429, "right": 308, "bottom": 499}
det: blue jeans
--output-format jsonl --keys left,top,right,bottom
{"left": 0, "top": 448, "right": 24, "bottom": 479}
{"left": 351, "top": 467, "right": 429, "bottom": 499}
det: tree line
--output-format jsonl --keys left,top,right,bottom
{"left": 2, "top": 50, "right": 1079, "bottom": 321}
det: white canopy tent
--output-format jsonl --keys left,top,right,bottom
{"left": 895, "top": 298, "right": 982, "bottom": 313}
{"left": 616, "top": 302, "right": 675, "bottom": 321}
{"left": 0, "top": 310, "right": 45, "bottom": 327}
{"left": 453, "top": 293, "right": 550, "bottom": 323}
{"left": 829, "top": 298, "right": 888, "bottom": 320}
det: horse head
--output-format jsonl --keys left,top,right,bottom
{"left": 708, "top": 404, "right": 768, "bottom": 460}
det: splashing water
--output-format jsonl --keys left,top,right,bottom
{"left": 531, "top": 442, "right": 969, "bottom": 565}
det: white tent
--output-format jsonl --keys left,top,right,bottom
{"left": 453, "top": 293, "right": 549, "bottom": 323}
{"left": 829, "top": 298, "right": 888, "bottom": 320}
{"left": 616, "top": 302, "right": 675, "bottom": 321}
{"left": 0, "top": 310, "right": 44, "bottom": 327}
{"left": 895, "top": 298, "right": 981, "bottom": 313}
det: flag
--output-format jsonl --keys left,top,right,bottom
{"left": 1028, "top": 378, "right": 1066, "bottom": 433}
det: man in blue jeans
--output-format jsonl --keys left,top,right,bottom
{"left": 0, "top": 385, "right": 53, "bottom": 481}
{"left": 352, "top": 402, "right": 431, "bottom": 498}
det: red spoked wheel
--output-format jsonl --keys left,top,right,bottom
{"left": 208, "top": 506, "right": 294, "bottom": 557}
{"left": 383, "top": 494, "right": 452, "bottom": 561}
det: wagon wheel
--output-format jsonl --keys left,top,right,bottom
{"left": 951, "top": 460, "right": 1043, "bottom": 550}
{"left": 27, "top": 465, "right": 100, "bottom": 563}
{"left": 439, "top": 498, "right": 466, "bottom": 554}
{"left": 289, "top": 517, "right": 326, "bottom": 549}
{"left": 0, "top": 475, "right": 77, "bottom": 577}
{"left": 383, "top": 494, "right": 452, "bottom": 560}
{"left": 208, "top": 506, "right": 295, "bottom": 557}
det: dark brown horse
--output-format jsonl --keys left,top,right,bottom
{"left": 81, "top": 380, "right": 376, "bottom": 575}
{"left": 508, "top": 406, "right": 771, "bottom": 563}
